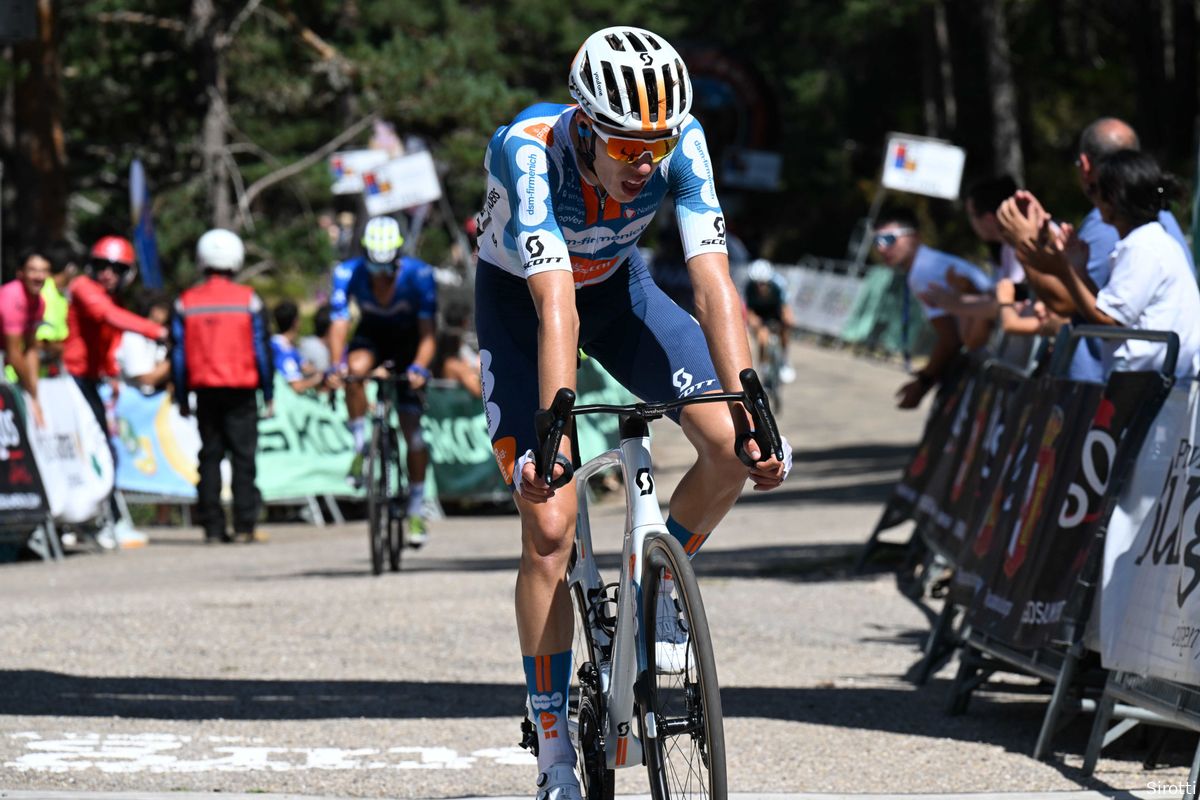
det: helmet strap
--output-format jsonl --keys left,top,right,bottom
{"left": 576, "top": 122, "right": 598, "bottom": 176}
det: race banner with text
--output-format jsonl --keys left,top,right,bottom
{"left": 1004, "top": 371, "right": 1165, "bottom": 648}
{"left": 0, "top": 384, "right": 49, "bottom": 527}
{"left": 29, "top": 377, "right": 114, "bottom": 524}
{"left": 1099, "top": 381, "right": 1200, "bottom": 683}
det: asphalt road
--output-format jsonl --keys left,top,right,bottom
{"left": 0, "top": 342, "right": 1192, "bottom": 798}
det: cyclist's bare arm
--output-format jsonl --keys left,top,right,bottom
{"left": 687, "top": 252, "right": 754, "bottom": 394}
{"left": 328, "top": 318, "right": 350, "bottom": 367}
{"left": 522, "top": 269, "right": 579, "bottom": 497}
{"left": 408, "top": 318, "right": 436, "bottom": 388}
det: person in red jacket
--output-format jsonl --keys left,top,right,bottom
{"left": 171, "top": 229, "right": 274, "bottom": 544}
{"left": 66, "top": 236, "right": 168, "bottom": 430}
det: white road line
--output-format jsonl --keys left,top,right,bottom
{"left": 3, "top": 732, "right": 536, "bottom": 774}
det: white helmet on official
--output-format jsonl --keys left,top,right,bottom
{"left": 747, "top": 259, "right": 775, "bottom": 283}
{"left": 361, "top": 216, "right": 404, "bottom": 272}
{"left": 196, "top": 228, "right": 245, "bottom": 273}
{"left": 568, "top": 26, "right": 692, "bottom": 135}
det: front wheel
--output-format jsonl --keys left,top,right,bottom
{"left": 641, "top": 534, "right": 726, "bottom": 800}
{"left": 366, "top": 422, "right": 389, "bottom": 576}
{"left": 569, "top": 581, "right": 615, "bottom": 800}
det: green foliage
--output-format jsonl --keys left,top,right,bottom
{"left": 15, "top": 0, "right": 1198, "bottom": 298}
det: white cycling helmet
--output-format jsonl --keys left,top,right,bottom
{"left": 196, "top": 228, "right": 245, "bottom": 273}
{"left": 568, "top": 26, "right": 692, "bottom": 135}
{"left": 747, "top": 259, "right": 775, "bottom": 283}
{"left": 362, "top": 216, "right": 403, "bottom": 268}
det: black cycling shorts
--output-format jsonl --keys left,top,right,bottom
{"left": 348, "top": 316, "right": 423, "bottom": 410}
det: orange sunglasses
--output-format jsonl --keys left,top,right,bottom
{"left": 590, "top": 124, "right": 680, "bottom": 165}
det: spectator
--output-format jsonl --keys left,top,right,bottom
{"left": 63, "top": 235, "right": 163, "bottom": 549}
{"left": 114, "top": 289, "right": 171, "bottom": 395}
{"left": 0, "top": 247, "right": 50, "bottom": 427}
{"left": 297, "top": 303, "right": 333, "bottom": 376}
{"left": 432, "top": 326, "right": 482, "bottom": 398}
{"left": 997, "top": 116, "right": 1192, "bottom": 380}
{"left": 271, "top": 300, "right": 325, "bottom": 394}
{"left": 65, "top": 236, "right": 167, "bottom": 429}
{"left": 172, "top": 229, "right": 274, "bottom": 545}
{"left": 1022, "top": 150, "right": 1200, "bottom": 378}
{"left": 872, "top": 209, "right": 993, "bottom": 409}
{"left": 966, "top": 175, "right": 1024, "bottom": 283}
{"left": 37, "top": 240, "right": 80, "bottom": 368}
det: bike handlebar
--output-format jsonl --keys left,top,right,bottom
{"left": 533, "top": 367, "right": 784, "bottom": 488}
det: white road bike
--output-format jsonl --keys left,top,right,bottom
{"left": 522, "top": 369, "right": 783, "bottom": 800}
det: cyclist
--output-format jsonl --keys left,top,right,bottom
{"left": 328, "top": 216, "right": 437, "bottom": 545}
{"left": 743, "top": 258, "right": 796, "bottom": 384}
{"left": 473, "top": 26, "right": 792, "bottom": 799}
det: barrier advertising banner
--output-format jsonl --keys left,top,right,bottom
{"left": 256, "top": 378, "right": 361, "bottom": 500}
{"left": 27, "top": 377, "right": 114, "bottom": 524}
{"left": 113, "top": 388, "right": 202, "bottom": 498}
{"left": 1101, "top": 382, "right": 1200, "bottom": 683}
{"left": 0, "top": 384, "right": 48, "bottom": 527}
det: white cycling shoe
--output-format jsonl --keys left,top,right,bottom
{"left": 536, "top": 763, "right": 582, "bottom": 800}
{"left": 780, "top": 364, "right": 797, "bottom": 384}
{"left": 654, "top": 591, "right": 690, "bottom": 674}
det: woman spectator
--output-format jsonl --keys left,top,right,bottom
{"left": 1034, "top": 150, "right": 1200, "bottom": 378}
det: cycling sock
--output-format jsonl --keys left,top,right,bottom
{"left": 523, "top": 651, "right": 574, "bottom": 770}
{"left": 349, "top": 418, "right": 366, "bottom": 453}
{"left": 667, "top": 514, "right": 708, "bottom": 559}
{"left": 407, "top": 482, "right": 425, "bottom": 517}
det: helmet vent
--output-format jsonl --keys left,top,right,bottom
{"left": 581, "top": 54, "right": 597, "bottom": 96}
{"left": 675, "top": 59, "right": 687, "bottom": 110}
{"left": 601, "top": 61, "right": 623, "bottom": 114}
{"left": 644, "top": 33, "right": 663, "bottom": 50}
{"left": 643, "top": 68, "right": 660, "bottom": 122}
{"left": 620, "top": 66, "right": 639, "bottom": 119}
{"left": 604, "top": 33, "right": 625, "bottom": 51}
{"left": 625, "top": 31, "right": 647, "bottom": 52}
{"left": 661, "top": 65, "right": 675, "bottom": 120}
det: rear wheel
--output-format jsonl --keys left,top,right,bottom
{"left": 366, "top": 420, "right": 388, "bottom": 576}
{"left": 642, "top": 533, "right": 726, "bottom": 800}
{"left": 569, "top": 579, "right": 614, "bottom": 800}
{"left": 387, "top": 508, "right": 404, "bottom": 572}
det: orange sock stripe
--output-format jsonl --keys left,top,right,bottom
{"left": 536, "top": 656, "right": 548, "bottom": 692}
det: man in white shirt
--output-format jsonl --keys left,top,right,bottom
{"left": 115, "top": 290, "right": 171, "bottom": 396}
{"left": 873, "top": 208, "right": 993, "bottom": 409}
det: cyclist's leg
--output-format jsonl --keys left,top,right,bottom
{"left": 476, "top": 260, "right": 578, "bottom": 777}
{"left": 345, "top": 336, "right": 378, "bottom": 453}
{"left": 581, "top": 257, "right": 747, "bottom": 558}
{"left": 396, "top": 410, "right": 430, "bottom": 533}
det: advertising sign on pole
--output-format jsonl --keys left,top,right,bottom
{"left": 362, "top": 151, "right": 443, "bottom": 217}
{"left": 329, "top": 149, "right": 390, "bottom": 195}
{"left": 881, "top": 133, "right": 966, "bottom": 200}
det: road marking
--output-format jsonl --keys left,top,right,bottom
{"left": 4, "top": 732, "right": 536, "bottom": 774}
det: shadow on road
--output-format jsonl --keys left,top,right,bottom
{"left": 246, "top": 542, "right": 898, "bottom": 584}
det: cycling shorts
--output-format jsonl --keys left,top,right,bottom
{"left": 476, "top": 252, "right": 720, "bottom": 488}
{"left": 349, "top": 316, "right": 423, "bottom": 411}
{"left": 747, "top": 302, "right": 784, "bottom": 324}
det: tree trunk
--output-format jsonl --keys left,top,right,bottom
{"left": 1171, "top": 0, "right": 1196, "bottom": 161}
{"left": 12, "top": 0, "right": 67, "bottom": 241}
{"left": 190, "top": 0, "right": 232, "bottom": 230}
{"left": 979, "top": 0, "right": 1024, "bottom": 183}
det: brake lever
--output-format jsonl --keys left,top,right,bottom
{"left": 736, "top": 368, "right": 784, "bottom": 467}
{"left": 534, "top": 388, "right": 576, "bottom": 488}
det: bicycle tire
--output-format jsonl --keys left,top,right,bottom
{"left": 569, "top": 582, "right": 614, "bottom": 800}
{"left": 641, "top": 533, "right": 726, "bottom": 800}
{"left": 367, "top": 421, "right": 387, "bottom": 576}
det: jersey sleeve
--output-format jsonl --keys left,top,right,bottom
{"left": 415, "top": 260, "right": 438, "bottom": 319}
{"left": 668, "top": 118, "right": 728, "bottom": 262}
{"left": 329, "top": 260, "right": 356, "bottom": 321}
{"left": 498, "top": 128, "right": 572, "bottom": 278}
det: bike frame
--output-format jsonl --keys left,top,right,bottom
{"left": 569, "top": 416, "right": 665, "bottom": 771}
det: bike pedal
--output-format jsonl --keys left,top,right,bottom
{"left": 519, "top": 715, "right": 539, "bottom": 756}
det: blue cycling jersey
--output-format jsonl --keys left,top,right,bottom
{"left": 476, "top": 103, "right": 727, "bottom": 287}
{"left": 329, "top": 256, "right": 437, "bottom": 326}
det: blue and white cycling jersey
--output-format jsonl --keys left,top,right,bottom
{"left": 476, "top": 103, "right": 727, "bottom": 287}
{"left": 329, "top": 255, "right": 437, "bottom": 326}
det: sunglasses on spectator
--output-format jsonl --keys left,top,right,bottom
{"left": 590, "top": 124, "right": 680, "bottom": 165}
{"left": 873, "top": 229, "right": 914, "bottom": 248}
{"left": 91, "top": 258, "right": 131, "bottom": 275}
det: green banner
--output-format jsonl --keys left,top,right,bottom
{"left": 256, "top": 376, "right": 362, "bottom": 501}
{"left": 420, "top": 383, "right": 508, "bottom": 502}
{"left": 839, "top": 265, "right": 931, "bottom": 356}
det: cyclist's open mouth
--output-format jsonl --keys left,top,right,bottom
{"left": 622, "top": 178, "right": 647, "bottom": 196}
